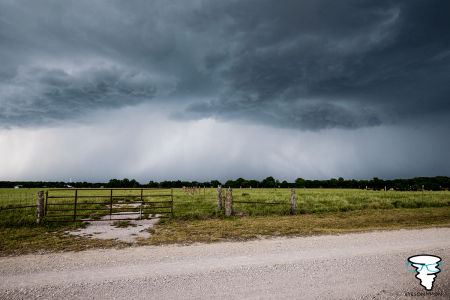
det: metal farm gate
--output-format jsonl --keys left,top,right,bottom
{"left": 45, "top": 188, "right": 173, "bottom": 222}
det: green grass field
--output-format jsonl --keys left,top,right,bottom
{"left": 1, "top": 187, "right": 449, "bottom": 224}
{"left": 1, "top": 187, "right": 449, "bottom": 256}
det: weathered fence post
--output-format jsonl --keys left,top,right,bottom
{"left": 240, "top": 186, "right": 242, "bottom": 192}
{"left": 250, "top": 186, "right": 252, "bottom": 191}
{"left": 225, "top": 187, "right": 233, "bottom": 216}
{"left": 422, "top": 185, "right": 424, "bottom": 202}
{"left": 291, "top": 188, "right": 296, "bottom": 214}
{"left": 37, "top": 190, "right": 44, "bottom": 223}
{"left": 217, "top": 185, "right": 222, "bottom": 210}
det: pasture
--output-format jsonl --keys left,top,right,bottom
{"left": 1, "top": 187, "right": 449, "bottom": 222}
{"left": 1, "top": 187, "right": 449, "bottom": 256}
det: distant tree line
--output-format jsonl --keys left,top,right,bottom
{"left": 224, "top": 176, "right": 449, "bottom": 191}
{"left": 1, "top": 176, "right": 449, "bottom": 191}
{"left": 0, "top": 181, "right": 105, "bottom": 189}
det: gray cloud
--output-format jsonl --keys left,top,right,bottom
{"left": 0, "top": 64, "right": 177, "bottom": 127}
{"left": 176, "top": 99, "right": 391, "bottom": 131}
{"left": 2, "top": 112, "right": 449, "bottom": 183}
{"left": 180, "top": 0, "right": 450, "bottom": 130}
{"left": 0, "top": 0, "right": 449, "bottom": 130}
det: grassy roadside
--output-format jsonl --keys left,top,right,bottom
{"left": 0, "top": 222, "right": 132, "bottom": 257}
{"left": 1, "top": 207, "right": 449, "bottom": 256}
{"left": 139, "top": 206, "right": 450, "bottom": 245}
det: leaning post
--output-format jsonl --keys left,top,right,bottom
{"left": 291, "top": 188, "right": 296, "bottom": 214}
{"left": 225, "top": 187, "right": 233, "bottom": 217}
{"left": 217, "top": 185, "right": 222, "bottom": 210}
{"left": 37, "top": 190, "right": 44, "bottom": 223}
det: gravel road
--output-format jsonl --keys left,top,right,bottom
{"left": 1, "top": 227, "right": 449, "bottom": 299}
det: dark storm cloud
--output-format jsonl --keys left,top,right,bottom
{"left": 1, "top": 64, "right": 177, "bottom": 127}
{"left": 178, "top": 99, "right": 387, "bottom": 130}
{"left": 184, "top": 0, "right": 450, "bottom": 129}
{"left": 1, "top": 0, "right": 449, "bottom": 130}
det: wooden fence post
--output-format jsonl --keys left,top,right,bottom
{"left": 74, "top": 189, "right": 78, "bottom": 221}
{"left": 250, "top": 186, "right": 252, "bottom": 191}
{"left": 291, "top": 188, "right": 296, "bottom": 214}
{"left": 37, "top": 190, "right": 44, "bottom": 223}
{"left": 422, "top": 185, "right": 424, "bottom": 202}
{"left": 217, "top": 185, "right": 222, "bottom": 210}
{"left": 240, "top": 186, "right": 242, "bottom": 192}
{"left": 226, "top": 187, "right": 233, "bottom": 216}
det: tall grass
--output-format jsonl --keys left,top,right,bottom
{"left": 172, "top": 187, "right": 450, "bottom": 219}
{"left": 1, "top": 188, "right": 449, "bottom": 226}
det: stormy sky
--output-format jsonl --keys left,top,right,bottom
{"left": 1, "top": 0, "right": 449, "bottom": 183}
